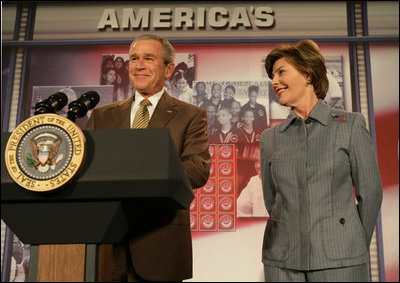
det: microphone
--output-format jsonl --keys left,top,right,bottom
{"left": 67, "top": 91, "right": 100, "bottom": 122}
{"left": 34, "top": 92, "right": 68, "bottom": 115}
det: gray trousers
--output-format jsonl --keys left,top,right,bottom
{"left": 264, "top": 264, "right": 368, "bottom": 282}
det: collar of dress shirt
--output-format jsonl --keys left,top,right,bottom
{"left": 280, "top": 99, "right": 330, "bottom": 132}
{"left": 134, "top": 87, "right": 165, "bottom": 107}
{"left": 131, "top": 87, "right": 165, "bottom": 124}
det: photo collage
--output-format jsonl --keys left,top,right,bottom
{"left": 31, "top": 53, "right": 344, "bottom": 231}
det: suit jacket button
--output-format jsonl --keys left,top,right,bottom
{"left": 339, "top": 218, "right": 345, "bottom": 225}
{"left": 305, "top": 118, "right": 312, "bottom": 124}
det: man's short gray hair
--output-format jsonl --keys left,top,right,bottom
{"left": 131, "top": 34, "right": 175, "bottom": 65}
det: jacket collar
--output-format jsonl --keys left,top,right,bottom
{"left": 148, "top": 91, "right": 178, "bottom": 128}
{"left": 280, "top": 99, "right": 331, "bottom": 132}
{"left": 109, "top": 96, "right": 134, "bottom": 129}
{"left": 115, "top": 91, "right": 178, "bottom": 128}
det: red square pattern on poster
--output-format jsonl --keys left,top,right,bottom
{"left": 219, "top": 179, "right": 234, "bottom": 195}
{"left": 218, "top": 144, "right": 235, "bottom": 160}
{"left": 191, "top": 144, "right": 237, "bottom": 232}
{"left": 201, "top": 179, "right": 216, "bottom": 194}
{"left": 190, "top": 197, "right": 198, "bottom": 212}
{"left": 200, "top": 196, "right": 217, "bottom": 213}
{"left": 219, "top": 196, "right": 235, "bottom": 213}
{"left": 219, "top": 214, "right": 235, "bottom": 231}
{"left": 209, "top": 161, "right": 216, "bottom": 178}
{"left": 199, "top": 214, "right": 217, "bottom": 231}
{"left": 190, "top": 213, "right": 198, "bottom": 231}
{"left": 218, "top": 161, "right": 235, "bottom": 178}
{"left": 209, "top": 144, "right": 216, "bottom": 160}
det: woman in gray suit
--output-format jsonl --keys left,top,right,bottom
{"left": 260, "top": 40, "right": 383, "bottom": 282}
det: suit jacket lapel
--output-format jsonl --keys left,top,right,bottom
{"left": 148, "top": 91, "right": 177, "bottom": 128}
{"left": 116, "top": 96, "right": 134, "bottom": 129}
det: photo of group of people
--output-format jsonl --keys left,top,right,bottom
{"left": 100, "top": 54, "right": 132, "bottom": 102}
{"left": 188, "top": 81, "right": 269, "bottom": 217}
{"left": 190, "top": 81, "right": 269, "bottom": 139}
{"left": 165, "top": 53, "right": 195, "bottom": 103}
{"left": 100, "top": 53, "right": 195, "bottom": 104}
{"left": 30, "top": 53, "right": 344, "bottom": 220}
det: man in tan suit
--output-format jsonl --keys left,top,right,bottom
{"left": 86, "top": 34, "right": 210, "bottom": 282}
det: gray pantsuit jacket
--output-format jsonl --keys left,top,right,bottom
{"left": 260, "top": 99, "right": 383, "bottom": 271}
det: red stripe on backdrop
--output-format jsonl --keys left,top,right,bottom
{"left": 374, "top": 109, "right": 399, "bottom": 189}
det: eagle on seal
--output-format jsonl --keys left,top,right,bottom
{"left": 30, "top": 137, "right": 62, "bottom": 167}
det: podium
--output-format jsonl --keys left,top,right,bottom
{"left": 1, "top": 128, "right": 193, "bottom": 281}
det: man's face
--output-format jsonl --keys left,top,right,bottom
{"left": 211, "top": 85, "right": 222, "bottom": 98}
{"left": 129, "top": 39, "right": 174, "bottom": 96}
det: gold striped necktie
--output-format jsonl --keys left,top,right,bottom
{"left": 131, "top": 98, "right": 152, "bottom": 129}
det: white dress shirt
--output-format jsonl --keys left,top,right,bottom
{"left": 130, "top": 87, "right": 165, "bottom": 126}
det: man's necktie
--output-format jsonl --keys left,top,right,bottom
{"left": 131, "top": 99, "right": 152, "bottom": 129}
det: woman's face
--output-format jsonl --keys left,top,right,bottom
{"left": 271, "top": 57, "right": 309, "bottom": 108}
{"left": 243, "top": 110, "right": 255, "bottom": 125}
{"left": 176, "top": 78, "right": 188, "bottom": 92}
{"left": 230, "top": 102, "right": 241, "bottom": 116}
{"left": 217, "top": 109, "right": 231, "bottom": 126}
{"left": 196, "top": 83, "right": 206, "bottom": 95}
{"left": 224, "top": 88, "right": 235, "bottom": 100}
{"left": 115, "top": 58, "right": 124, "bottom": 70}
{"left": 104, "top": 69, "right": 117, "bottom": 84}
{"left": 211, "top": 85, "right": 222, "bottom": 98}
{"left": 206, "top": 105, "right": 216, "bottom": 121}
{"left": 249, "top": 91, "right": 258, "bottom": 104}
{"left": 104, "top": 59, "right": 114, "bottom": 69}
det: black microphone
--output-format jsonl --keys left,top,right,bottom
{"left": 34, "top": 92, "right": 68, "bottom": 115}
{"left": 67, "top": 91, "right": 100, "bottom": 122}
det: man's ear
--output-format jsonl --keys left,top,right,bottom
{"left": 165, "top": 63, "right": 175, "bottom": 80}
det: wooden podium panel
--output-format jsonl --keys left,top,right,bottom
{"left": 37, "top": 244, "right": 86, "bottom": 282}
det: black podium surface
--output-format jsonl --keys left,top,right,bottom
{"left": 1, "top": 128, "right": 193, "bottom": 244}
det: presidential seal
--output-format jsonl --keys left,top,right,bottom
{"left": 5, "top": 113, "right": 86, "bottom": 192}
